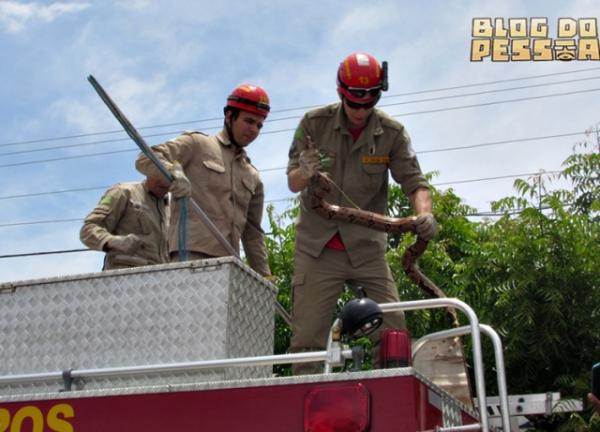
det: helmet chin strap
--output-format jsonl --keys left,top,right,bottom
{"left": 224, "top": 115, "right": 242, "bottom": 149}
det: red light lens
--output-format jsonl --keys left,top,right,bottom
{"left": 304, "top": 383, "right": 370, "bottom": 432}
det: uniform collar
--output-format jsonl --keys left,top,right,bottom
{"left": 216, "top": 128, "right": 233, "bottom": 147}
{"left": 216, "top": 127, "right": 247, "bottom": 159}
{"left": 142, "top": 179, "right": 168, "bottom": 204}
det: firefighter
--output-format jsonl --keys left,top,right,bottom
{"left": 135, "top": 84, "right": 272, "bottom": 277}
{"left": 286, "top": 52, "right": 437, "bottom": 374}
{"left": 80, "top": 175, "right": 170, "bottom": 270}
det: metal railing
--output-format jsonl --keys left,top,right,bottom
{"left": 414, "top": 324, "right": 510, "bottom": 432}
{"left": 0, "top": 298, "right": 504, "bottom": 431}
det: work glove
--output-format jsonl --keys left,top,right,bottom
{"left": 299, "top": 147, "right": 321, "bottom": 180}
{"left": 414, "top": 213, "right": 438, "bottom": 241}
{"left": 169, "top": 162, "right": 192, "bottom": 198}
{"left": 107, "top": 233, "right": 141, "bottom": 254}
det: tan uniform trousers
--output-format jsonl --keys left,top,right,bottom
{"left": 289, "top": 247, "right": 405, "bottom": 375}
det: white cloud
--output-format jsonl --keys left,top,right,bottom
{"left": 0, "top": 1, "right": 91, "bottom": 33}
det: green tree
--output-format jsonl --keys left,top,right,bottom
{"left": 265, "top": 201, "right": 297, "bottom": 375}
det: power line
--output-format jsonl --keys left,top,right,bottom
{"left": 0, "top": 169, "right": 565, "bottom": 228}
{"left": 0, "top": 248, "right": 90, "bottom": 259}
{"left": 378, "top": 75, "right": 600, "bottom": 109}
{"left": 3, "top": 66, "right": 600, "bottom": 150}
{"left": 2, "top": 75, "right": 599, "bottom": 158}
{"left": 1, "top": 86, "right": 597, "bottom": 170}
{"left": 0, "top": 130, "right": 584, "bottom": 201}
{"left": 0, "top": 185, "right": 110, "bottom": 201}
{"left": 0, "top": 201, "right": 576, "bottom": 260}
{"left": 391, "top": 87, "right": 600, "bottom": 118}
{"left": 382, "top": 66, "right": 600, "bottom": 98}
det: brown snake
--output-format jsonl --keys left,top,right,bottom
{"left": 309, "top": 172, "right": 460, "bottom": 327}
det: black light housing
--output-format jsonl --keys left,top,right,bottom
{"left": 341, "top": 297, "right": 383, "bottom": 338}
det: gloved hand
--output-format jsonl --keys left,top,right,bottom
{"left": 299, "top": 147, "right": 321, "bottom": 180}
{"left": 415, "top": 213, "right": 438, "bottom": 241}
{"left": 169, "top": 162, "right": 192, "bottom": 198}
{"left": 107, "top": 234, "right": 141, "bottom": 254}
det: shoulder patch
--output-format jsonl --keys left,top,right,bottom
{"left": 99, "top": 195, "right": 113, "bottom": 206}
{"left": 293, "top": 127, "right": 305, "bottom": 141}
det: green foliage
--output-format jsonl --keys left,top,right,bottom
{"left": 265, "top": 201, "right": 298, "bottom": 375}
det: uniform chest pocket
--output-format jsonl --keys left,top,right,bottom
{"left": 235, "top": 175, "right": 256, "bottom": 209}
{"left": 362, "top": 163, "right": 388, "bottom": 174}
{"left": 130, "top": 200, "right": 154, "bottom": 235}
{"left": 203, "top": 159, "right": 226, "bottom": 189}
{"left": 360, "top": 159, "right": 388, "bottom": 191}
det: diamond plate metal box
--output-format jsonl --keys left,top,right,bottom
{"left": 0, "top": 257, "right": 277, "bottom": 396}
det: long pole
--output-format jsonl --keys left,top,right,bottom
{"left": 87, "top": 75, "right": 238, "bottom": 258}
{"left": 87, "top": 75, "right": 291, "bottom": 325}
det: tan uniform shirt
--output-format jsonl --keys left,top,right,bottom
{"left": 135, "top": 129, "right": 270, "bottom": 276}
{"left": 80, "top": 181, "right": 169, "bottom": 270}
{"left": 287, "top": 103, "right": 429, "bottom": 267}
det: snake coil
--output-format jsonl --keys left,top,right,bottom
{"left": 309, "top": 172, "right": 459, "bottom": 326}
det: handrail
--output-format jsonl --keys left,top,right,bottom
{"left": 0, "top": 349, "right": 353, "bottom": 388}
{"left": 378, "top": 298, "right": 489, "bottom": 432}
{"left": 0, "top": 298, "right": 494, "bottom": 430}
{"left": 414, "top": 324, "right": 509, "bottom": 432}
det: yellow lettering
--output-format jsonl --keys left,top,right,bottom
{"left": 511, "top": 39, "right": 531, "bottom": 61}
{"left": 509, "top": 18, "right": 527, "bottom": 37}
{"left": 579, "top": 18, "right": 598, "bottom": 37}
{"left": 47, "top": 404, "right": 74, "bottom": 432}
{"left": 578, "top": 38, "right": 600, "bottom": 60}
{"left": 10, "top": 407, "right": 43, "bottom": 432}
{"left": 533, "top": 39, "right": 553, "bottom": 61}
{"left": 470, "top": 39, "right": 491, "bottom": 61}
{"left": 0, "top": 409, "right": 10, "bottom": 432}
{"left": 558, "top": 18, "right": 577, "bottom": 37}
{"left": 530, "top": 18, "right": 548, "bottom": 37}
{"left": 492, "top": 38, "right": 509, "bottom": 61}
{"left": 472, "top": 18, "right": 492, "bottom": 37}
{"left": 494, "top": 18, "right": 508, "bottom": 37}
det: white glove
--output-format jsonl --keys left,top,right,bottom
{"left": 169, "top": 162, "right": 192, "bottom": 198}
{"left": 299, "top": 148, "right": 320, "bottom": 180}
{"left": 415, "top": 213, "right": 438, "bottom": 241}
{"left": 107, "top": 234, "right": 141, "bottom": 254}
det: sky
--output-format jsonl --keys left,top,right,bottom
{"left": 1, "top": 0, "right": 599, "bottom": 283}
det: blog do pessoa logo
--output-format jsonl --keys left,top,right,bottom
{"left": 471, "top": 17, "right": 600, "bottom": 61}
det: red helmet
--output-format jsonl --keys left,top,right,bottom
{"left": 225, "top": 84, "right": 270, "bottom": 118}
{"left": 337, "top": 52, "right": 388, "bottom": 105}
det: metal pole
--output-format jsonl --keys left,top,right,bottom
{"left": 87, "top": 75, "right": 238, "bottom": 258}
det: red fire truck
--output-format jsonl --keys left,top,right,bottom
{"left": 0, "top": 257, "right": 582, "bottom": 431}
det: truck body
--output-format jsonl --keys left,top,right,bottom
{"left": 0, "top": 257, "right": 573, "bottom": 431}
